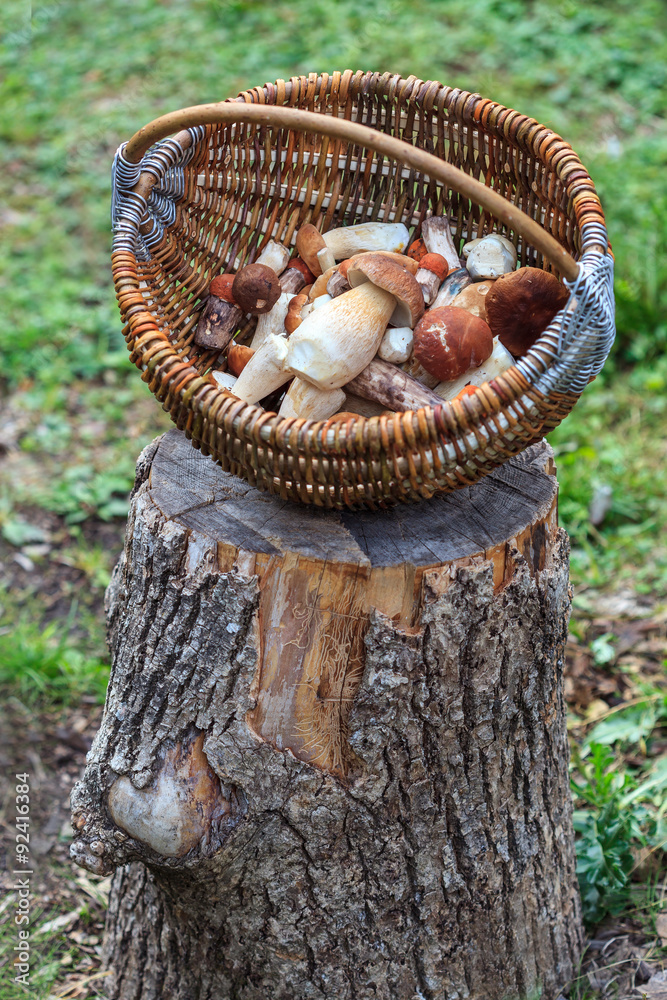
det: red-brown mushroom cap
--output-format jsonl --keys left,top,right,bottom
{"left": 413, "top": 306, "right": 493, "bottom": 382}
{"left": 295, "top": 224, "right": 327, "bottom": 276}
{"left": 232, "top": 264, "right": 282, "bottom": 315}
{"left": 485, "top": 267, "right": 570, "bottom": 356}
{"left": 346, "top": 254, "right": 425, "bottom": 328}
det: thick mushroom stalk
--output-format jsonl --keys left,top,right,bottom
{"left": 250, "top": 292, "right": 294, "bottom": 351}
{"left": 285, "top": 283, "right": 395, "bottom": 390}
{"left": 278, "top": 379, "right": 345, "bottom": 420}
{"left": 232, "top": 333, "right": 290, "bottom": 403}
{"left": 345, "top": 359, "right": 443, "bottom": 412}
{"left": 322, "top": 222, "right": 410, "bottom": 259}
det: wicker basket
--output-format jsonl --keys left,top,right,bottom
{"left": 111, "top": 71, "right": 615, "bottom": 509}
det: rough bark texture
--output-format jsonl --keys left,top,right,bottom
{"left": 71, "top": 430, "right": 582, "bottom": 1000}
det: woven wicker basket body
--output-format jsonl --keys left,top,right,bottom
{"left": 112, "top": 71, "right": 615, "bottom": 509}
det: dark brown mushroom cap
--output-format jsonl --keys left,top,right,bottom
{"left": 485, "top": 267, "right": 570, "bottom": 356}
{"left": 413, "top": 306, "right": 493, "bottom": 382}
{"left": 346, "top": 254, "right": 425, "bottom": 328}
{"left": 232, "top": 264, "right": 282, "bottom": 315}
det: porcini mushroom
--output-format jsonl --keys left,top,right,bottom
{"left": 413, "top": 306, "right": 494, "bottom": 382}
{"left": 278, "top": 379, "right": 346, "bottom": 420}
{"left": 285, "top": 283, "right": 395, "bottom": 390}
{"left": 255, "top": 240, "right": 291, "bottom": 275}
{"left": 232, "top": 333, "right": 290, "bottom": 403}
{"left": 415, "top": 252, "right": 450, "bottom": 306}
{"left": 227, "top": 343, "right": 254, "bottom": 376}
{"left": 433, "top": 338, "right": 515, "bottom": 400}
{"left": 322, "top": 222, "right": 410, "bottom": 260}
{"left": 464, "top": 234, "right": 517, "bottom": 281}
{"left": 232, "top": 263, "right": 282, "bottom": 315}
{"left": 326, "top": 269, "right": 350, "bottom": 298}
{"left": 484, "top": 267, "right": 570, "bottom": 356}
{"left": 280, "top": 257, "right": 316, "bottom": 294}
{"left": 284, "top": 293, "right": 310, "bottom": 334}
{"left": 194, "top": 274, "right": 239, "bottom": 351}
{"left": 346, "top": 254, "right": 424, "bottom": 328}
{"left": 421, "top": 216, "right": 462, "bottom": 271}
{"left": 295, "top": 224, "right": 335, "bottom": 276}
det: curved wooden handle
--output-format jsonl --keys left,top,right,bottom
{"left": 124, "top": 102, "right": 580, "bottom": 281}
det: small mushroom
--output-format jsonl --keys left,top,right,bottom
{"left": 296, "top": 224, "right": 335, "bottom": 277}
{"left": 421, "top": 216, "right": 462, "bottom": 271}
{"left": 378, "top": 326, "right": 414, "bottom": 365}
{"left": 430, "top": 267, "right": 473, "bottom": 309}
{"left": 407, "top": 237, "right": 428, "bottom": 263}
{"left": 255, "top": 240, "right": 291, "bottom": 275}
{"left": 450, "top": 280, "right": 496, "bottom": 321}
{"left": 194, "top": 274, "right": 240, "bottom": 351}
{"left": 346, "top": 254, "right": 424, "bottom": 328}
{"left": 322, "top": 222, "right": 410, "bottom": 260}
{"left": 484, "top": 267, "right": 570, "bottom": 356}
{"left": 415, "top": 252, "right": 450, "bottom": 306}
{"left": 284, "top": 293, "right": 310, "bottom": 334}
{"left": 278, "top": 379, "right": 346, "bottom": 420}
{"left": 464, "top": 234, "right": 517, "bottom": 281}
{"left": 285, "top": 283, "right": 395, "bottom": 390}
{"left": 280, "top": 257, "right": 316, "bottom": 294}
{"left": 232, "top": 264, "right": 282, "bottom": 315}
{"left": 433, "top": 338, "right": 515, "bottom": 400}
{"left": 232, "top": 333, "right": 290, "bottom": 403}
{"left": 413, "top": 306, "right": 493, "bottom": 382}
{"left": 227, "top": 343, "right": 255, "bottom": 376}
{"left": 250, "top": 292, "right": 294, "bottom": 351}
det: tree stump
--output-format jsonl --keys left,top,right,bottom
{"left": 71, "top": 429, "right": 583, "bottom": 1000}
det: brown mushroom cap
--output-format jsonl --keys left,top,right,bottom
{"left": 232, "top": 264, "right": 282, "bottom": 315}
{"left": 450, "top": 280, "right": 496, "bottom": 321}
{"left": 295, "top": 224, "right": 327, "bottom": 276}
{"left": 485, "top": 267, "right": 569, "bottom": 356}
{"left": 227, "top": 343, "right": 255, "bottom": 376}
{"left": 346, "top": 254, "right": 425, "bottom": 328}
{"left": 284, "top": 293, "right": 309, "bottom": 334}
{"left": 413, "top": 306, "right": 493, "bottom": 382}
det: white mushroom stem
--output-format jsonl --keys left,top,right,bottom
{"left": 322, "top": 222, "right": 410, "bottom": 260}
{"left": 346, "top": 359, "right": 444, "bottom": 413}
{"left": 250, "top": 292, "right": 294, "bottom": 351}
{"left": 421, "top": 217, "right": 462, "bottom": 270}
{"left": 256, "top": 240, "right": 291, "bottom": 275}
{"left": 278, "top": 379, "right": 345, "bottom": 420}
{"left": 431, "top": 268, "right": 473, "bottom": 309}
{"left": 232, "top": 333, "right": 290, "bottom": 403}
{"left": 310, "top": 293, "right": 332, "bottom": 311}
{"left": 285, "top": 283, "right": 395, "bottom": 390}
{"left": 400, "top": 355, "right": 440, "bottom": 389}
{"left": 433, "top": 338, "right": 515, "bottom": 400}
{"left": 317, "top": 245, "right": 337, "bottom": 273}
{"left": 378, "top": 326, "right": 414, "bottom": 364}
{"left": 211, "top": 370, "right": 238, "bottom": 392}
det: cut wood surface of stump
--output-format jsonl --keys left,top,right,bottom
{"left": 71, "top": 429, "right": 583, "bottom": 1000}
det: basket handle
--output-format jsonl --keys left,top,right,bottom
{"left": 124, "top": 102, "right": 583, "bottom": 281}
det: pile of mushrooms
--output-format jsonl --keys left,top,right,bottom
{"left": 195, "top": 216, "right": 570, "bottom": 422}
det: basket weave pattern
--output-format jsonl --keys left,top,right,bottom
{"left": 111, "top": 71, "right": 615, "bottom": 508}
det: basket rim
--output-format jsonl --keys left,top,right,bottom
{"left": 111, "top": 71, "right": 614, "bottom": 508}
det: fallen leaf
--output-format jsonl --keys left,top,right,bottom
{"left": 34, "top": 909, "right": 82, "bottom": 937}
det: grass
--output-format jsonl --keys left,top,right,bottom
{"left": 0, "top": 0, "right": 666, "bottom": 971}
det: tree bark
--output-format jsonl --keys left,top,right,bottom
{"left": 71, "top": 429, "right": 582, "bottom": 1000}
